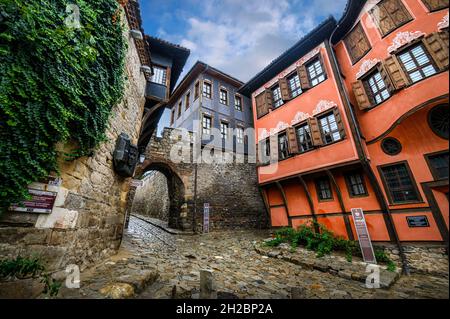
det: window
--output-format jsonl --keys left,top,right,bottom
{"left": 318, "top": 112, "right": 341, "bottom": 144}
{"left": 202, "top": 115, "right": 211, "bottom": 135}
{"left": 344, "top": 22, "right": 371, "bottom": 64}
{"left": 185, "top": 92, "right": 191, "bottom": 109}
{"left": 379, "top": 162, "right": 421, "bottom": 204}
{"left": 170, "top": 108, "right": 175, "bottom": 125}
{"left": 150, "top": 66, "right": 167, "bottom": 85}
{"left": 426, "top": 151, "right": 449, "bottom": 180}
{"left": 271, "top": 85, "right": 283, "bottom": 108}
{"left": 421, "top": 0, "right": 449, "bottom": 12}
{"left": 236, "top": 127, "right": 244, "bottom": 144}
{"left": 278, "top": 133, "right": 289, "bottom": 160}
{"left": 363, "top": 70, "right": 390, "bottom": 105}
{"left": 287, "top": 72, "right": 302, "bottom": 98}
{"left": 295, "top": 123, "right": 313, "bottom": 153}
{"left": 369, "top": 0, "right": 413, "bottom": 37}
{"left": 381, "top": 137, "right": 402, "bottom": 155}
{"left": 203, "top": 81, "right": 212, "bottom": 99}
{"left": 306, "top": 58, "right": 326, "bottom": 87}
{"left": 219, "top": 88, "right": 228, "bottom": 105}
{"left": 263, "top": 138, "right": 270, "bottom": 157}
{"left": 194, "top": 81, "right": 200, "bottom": 100}
{"left": 235, "top": 95, "right": 242, "bottom": 111}
{"left": 345, "top": 172, "right": 368, "bottom": 197}
{"left": 220, "top": 122, "right": 229, "bottom": 140}
{"left": 398, "top": 44, "right": 437, "bottom": 83}
{"left": 316, "top": 177, "right": 333, "bottom": 200}
{"left": 428, "top": 104, "right": 449, "bottom": 139}
{"left": 177, "top": 101, "right": 182, "bottom": 118}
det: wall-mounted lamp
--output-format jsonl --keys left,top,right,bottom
{"left": 140, "top": 65, "right": 152, "bottom": 74}
{"left": 130, "top": 29, "right": 143, "bottom": 40}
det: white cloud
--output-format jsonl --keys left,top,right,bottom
{"left": 167, "top": 0, "right": 346, "bottom": 82}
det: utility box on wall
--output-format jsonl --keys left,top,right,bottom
{"left": 113, "top": 133, "right": 139, "bottom": 177}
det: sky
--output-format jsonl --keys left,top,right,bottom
{"left": 140, "top": 0, "right": 348, "bottom": 135}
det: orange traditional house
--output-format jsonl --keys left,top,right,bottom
{"left": 238, "top": 0, "right": 448, "bottom": 254}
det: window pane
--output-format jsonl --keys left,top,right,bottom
{"left": 381, "top": 164, "right": 419, "bottom": 203}
{"left": 150, "top": 66, "right": 167, "bottom": 85}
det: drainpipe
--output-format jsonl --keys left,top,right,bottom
{"left": 328, "top": 20, "right": 410, "bottom": 275}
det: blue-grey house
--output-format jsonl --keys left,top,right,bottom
{"left": 167, "top": 61, "right": 254, "bottom": 154}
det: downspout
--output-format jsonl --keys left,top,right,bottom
{"left": 328, "top": 17, "right": 410, "bottom": 275}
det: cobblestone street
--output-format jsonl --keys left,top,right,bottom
{"left": 58, "top": 215, "right": 449, "bottom": 299}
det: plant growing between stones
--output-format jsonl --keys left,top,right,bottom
{"left": 264, "top": 221, "right": 396, "bottom": 271}
{"left": 0, "top": 256, "right": 63, "bottom": 296}
{"left": 0, "top": 0, "right": 127, "bottom": 213}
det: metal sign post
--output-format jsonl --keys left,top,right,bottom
{"left": 351, "top": 208, "right": 377, "bottom": 264}
{"left": 203, "top": 203, "right": 210, "bottom": 233}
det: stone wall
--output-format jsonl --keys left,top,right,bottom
{"left": 134, "top": 128, "right": 269, "bottom": 232}
{"left": 0, "top": 11, "right": 147, "bottom": 271}
{"left": 381, "top": 244, "right": 449, "bottom": 277}
{"left": 131, "top": 172, "right": 170, "bottom": 221}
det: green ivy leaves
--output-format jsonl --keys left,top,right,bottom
{"left": 0, "top": 0, "right": 127, "bottom": 212}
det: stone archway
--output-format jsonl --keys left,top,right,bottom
{"left": 135, "top": 162, "right": 187, "bottom": 229}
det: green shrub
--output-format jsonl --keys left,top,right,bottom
{"left": 263, "top": 221, "right": 396, "bottom": 270}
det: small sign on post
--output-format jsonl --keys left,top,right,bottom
{"left": 351, "top": 208, "right": 376, "bottom": 264}
{"left": 203, "top": 203, "right": 210, "bottom": 233}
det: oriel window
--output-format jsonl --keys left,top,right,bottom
{"left": 318, "top": 112, "right": 341, "bottom": 144}
{"left": 150, "top": 66, "right": 167, "bottom": 85}
{"left": 272, "top": 85, "right": 283, "bottom": 109}
{"left": 202, "top": 115, "right": 211, "bottom": 135}
{"left": 203, "top": 81, "right": 212, "bottom": 99}
{"left": 278, "top": 133, "right": 289, "bottom": 160}
{"left": 307, "top": 58, "right": 326, "bottom": 87}
{"left": 295, "top": 123, "right": 313, "bottom": 153}
{"left": 398, "top": 44, "right": 437, "bottom": 83}
{"left": 287, "top": 73, "right": 302, "bottom": 98}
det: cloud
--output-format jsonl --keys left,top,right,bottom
{"left": 163, "top": 0, "right": 347, "bottom": 82}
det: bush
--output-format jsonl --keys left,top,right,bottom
{"left": 264, "top": 221, "right": 396, "bottom": 271}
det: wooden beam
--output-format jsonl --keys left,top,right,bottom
{"left": 326, "top": 169, "right": 355, "bottom": 241}
{"left": 258, "top": 186, "right": 272, "bottom": 227}
{"left": 297, "top": 175, "right": 317, "bottom": 223}
{"left": 275, "top": 181, "right": 292, "bottom": 227}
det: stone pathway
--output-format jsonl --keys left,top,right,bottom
{"left": 57, "top": 216, "right": 449, "bottom": 299}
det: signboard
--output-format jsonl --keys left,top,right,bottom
{"left": 351, "top": 208, "right": 376, "bottom": 264}
{"left": 10, "top": 189, "right": 57, "bottom": 214}
{"left": 407, "top": 215, "right": 429, "bottom": 227}
{"left": 203, "top": 203, "right": 210, "bottom": 233}
{"left": 130, "top": 179, "right": 144, "bottom": 187}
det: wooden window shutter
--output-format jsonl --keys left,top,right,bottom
{"left": 422, "top": 32, "right": 449, "bottom": 71}
{"left": 286, "top": 127, "right": 299, "bottom": 155}
{"left": 308, "top": 117, "right": 323, "bottom": 146}
{"left": 318, "top": 54, "right": 328, "bottom": 79}
{"left": 255, "top": 142, "right": 261, "bottom": 167}
{"left": 297, "top": 65, "right": 311, "bottom": 90}
{"left": 278, "top": 78, "right": 291, "bottom": 101}
{"left": 352, "top": 81, "right": 372, "bottom": 110}
{"left": 255, "top": 91, "right": 270, "bottom": 118}
{"left": 344, "top": 23, "right": 371, "bottom": 64}
{"left": 333, "top": 108, "right": 346, "bottom": 139}
{"left": 370, "top": 0, "right": 412, "bottom": 37}
{"left": 421, "top": 0, "right": 449, "bottom": 12}
{"left": 265, "top": 89, "right": 273, "bottom": 110}
{"left": 384, "top": 55, "right": 410, "bottom": 90}
{"left": 370, "top": 4, "right": 394, "bottom": 37}
{"left": 438, "top": 30, "right": 449, "bottom": 48}
{"left": 379, "top": 62, "right": 396, "bottom": 94}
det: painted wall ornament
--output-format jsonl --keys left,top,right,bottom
{"left": 438, "top": 12, "right": 449, "bottom": 31}
{"left": 356, "top": 59, "right": 381, "bottom": 79}
{"left": 313, "top": 100, "right": 337, "bottom": 115}
{"left": 387, "top": 31, "right": 426, "bottom": 53}
{"left": 291, "top": 112, "right": 311, "bottom": 125}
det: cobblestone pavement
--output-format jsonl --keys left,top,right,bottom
{"left": 59, "top": 216, "right": 449, "bottom": 299}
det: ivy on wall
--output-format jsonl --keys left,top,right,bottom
{"left": 0, "top": 0, "right": 127, "bottom": 212}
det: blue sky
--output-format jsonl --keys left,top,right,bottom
{"left": 139, "top": 0, "right": 348, "bottom": 135}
